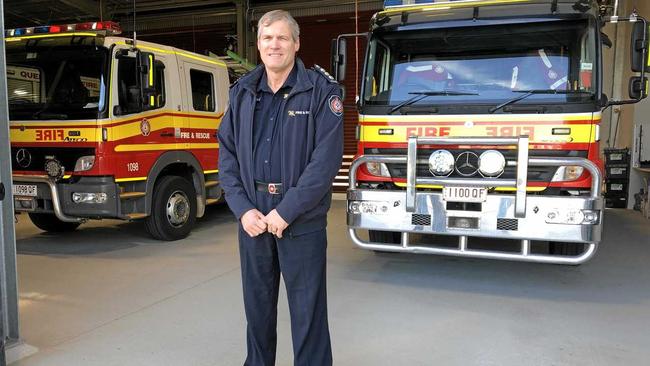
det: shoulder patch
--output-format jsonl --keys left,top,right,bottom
{"left": 328, "top": 95, "right": 343, "bottom": 116}
{"left": 312, "top": 64, "right": 338, "bottom": 84}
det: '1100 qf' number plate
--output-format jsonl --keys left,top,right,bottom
{"left": 443, "top": 186, "right": 487, "bottom": 203}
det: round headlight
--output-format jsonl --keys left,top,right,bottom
{"left": 428, "top": 149, "right": 455, "bottom": 176}
{"left": 44, "top": 158, "right": 64, "bottom": 181}
{"left": 478, "top": 150, "right": 506, "bottom": 177}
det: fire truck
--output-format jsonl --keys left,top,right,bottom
{"left": 333, "top": 0, "right": 648, "bottom": 264}
{"left": 6, "top": 22, "right": 229, "bottom": 241}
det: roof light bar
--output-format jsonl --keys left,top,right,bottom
{"left": 4, "top": 21, "right": 121, "bottom": 38}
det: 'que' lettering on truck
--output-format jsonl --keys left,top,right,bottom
{"left": 335, "top": 0, "right": 649, "bottom": 264}
{"left": 486, "top": 126, "right": 535, "bottom": 140}
{"left": 7, "top": 21, "right": 231, "bottom": 241}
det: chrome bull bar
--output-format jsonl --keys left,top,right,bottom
{"left": 12, "top": 175, "right": 84, "bottom": 223}
{"left": 347, "top": 136, "right": 603, "bottom": 265}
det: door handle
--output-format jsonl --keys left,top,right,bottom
{"left": 160, "top": 132, "right": 174, "bottom": 137}
{"left": 0, "top": 183, "right": 5, "bottom": 201}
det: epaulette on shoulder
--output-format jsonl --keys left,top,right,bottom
{"left": 312, "top": 64, "right": 338, "bottom": 84}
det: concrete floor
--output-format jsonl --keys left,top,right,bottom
{"left": 8, "top": 201, "right": 650, "bottom": 365}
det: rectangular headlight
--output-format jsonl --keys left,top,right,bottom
{"left": 74, "top": 155, "right": 95, "bottom": 172}
{"left": 365, "top": 162, "right": 391, "bottom": 177}
{"left": 72, "top": 192, "right": 107, "bottom": 204}
{"left": 551, "top": 166, "right": 584, "bottom": 182}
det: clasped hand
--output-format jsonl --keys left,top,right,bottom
{"left": 241, "top": 209, "right": 288, "bottom": 238}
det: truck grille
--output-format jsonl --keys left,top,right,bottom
{"left": 412, "top": 214, "right": 432, "bottom": 226}
{"left": 364, "top": 148, "right": 587, "bottom": 182}
{"left": 497, "top": 218, "right": 519, "bottom": 231}
{"left": 11, "top": 147, "right": 95, "bottom": 173}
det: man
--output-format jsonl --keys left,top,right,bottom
{"left": 217, "top": 9, "right": 343, "bottom": 366}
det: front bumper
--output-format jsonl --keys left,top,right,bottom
{"left": 347, "top": 136, "right": 603, "bottom": 265}
{"left": 12, "top": 175, "right": 119, "bottom": 221}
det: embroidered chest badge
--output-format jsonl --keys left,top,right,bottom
{"left": 288, "top": 110, "right": 310, "bottom": 117}
{"left": 328, "top": 95, "right": 343, "bottom": 116}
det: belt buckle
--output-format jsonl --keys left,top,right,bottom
{"left": 267, "top": 183, "right": 277, "bottom": 194}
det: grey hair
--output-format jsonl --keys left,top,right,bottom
{"left": 257, "top": 10, "right": 300, "bottom": 41}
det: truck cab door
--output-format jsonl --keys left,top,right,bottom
{"left": 180, "top": 60, "right": 219, "bottom": 155}
{"left": 110, "top": 46, "right": 175, "bottom": 178}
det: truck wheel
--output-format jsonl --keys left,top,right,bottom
{"left": 145, "top": 176, "right": 197, "bottom": 241}
{"left": 549, "top": 242, "right": 585, "bottom": 256}
{"left": 28, "top": 213, "right": 81, "bottom": 232}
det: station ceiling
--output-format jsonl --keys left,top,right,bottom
{"left": 3, "top": 0, "right": 382, "bottom": 31}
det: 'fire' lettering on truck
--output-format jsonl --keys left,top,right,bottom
{"left": 405, "top": 126, "right": 451, "bottom": 137}
{"left": 35, "top": 129, "right": 65, "bottom": 141}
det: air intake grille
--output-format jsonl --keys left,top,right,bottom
{"left": 412, "top": 214, "right": 431, "bottom": 226}
{"left": 497, "top": 218, "right": 518, "bottom": 231}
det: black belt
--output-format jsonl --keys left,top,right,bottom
{"left": 255, "top": 181, "right": 282, "bottom": 195}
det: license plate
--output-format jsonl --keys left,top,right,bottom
{"left": 443, "top": 186, "right": 487, "bottom": 203}
{"left": 13, "top": 184, "right": 37, "bottom": 197}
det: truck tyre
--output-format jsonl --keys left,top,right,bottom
{"left": 549, "top": 242, "right": 585, "bottom": 257}
{"left": 28, "top": 213, "right": 81, "bottom": 232}
{"left": 145, "top": 176, "right": 197, "bottom": 241}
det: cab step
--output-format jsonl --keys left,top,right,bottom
{"left": 120, "top": 191, "right": 146, "bottom": 200}
{"left": 126, "top": 213, "right": 148, "bottom": 220}
{"left": 205, "top": 180, "right": 219, "bottom": 188}
{"left": 206, "top": 198, "right": 220, "bottom": 205}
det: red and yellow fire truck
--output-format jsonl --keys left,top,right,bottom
{"left": 333, "top": 0, "right": 648, "bottom": 264}
{"left": 6, "top": 22, "right": 229, "bottom": 240}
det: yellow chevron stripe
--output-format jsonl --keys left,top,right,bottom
{"left": 5, "top": 32, "right": 99, "bottom": 42}
{"left": 380, "top": 0, "right": 530, "bottom": 15}
{"left": 114, "top": 41, "right": 227, "bottom": 68}
{"left": 361, "top": 124, "right": 596, "bottom": 144}
{"left": 115, "top": 177, "right": 147, "bottom": 182}
{"left": 360, "top": 112, "right": 599, "bottom": 123}
{"left": 115, "top": 169, "right": 218, "bottom": 182}
{"left": 114, "top": 142, "right": 218, "bottom": 152}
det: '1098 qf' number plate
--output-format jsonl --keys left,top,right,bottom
{"left": 443, "top": 186, "right": 487, "bottom": 203}
{"left": 13, "top": 184, "right": 37, "bottom": 197}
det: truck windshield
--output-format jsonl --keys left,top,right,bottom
{"left": 363, "top": 18, "right": 597, "bottom": 111}
{"left": 6, "top": 36, "right": 108, "bottom": 120}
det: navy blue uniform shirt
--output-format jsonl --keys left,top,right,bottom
{"left": 218, "top": 59, "right": 344, "bottom": 236}
{"left": 253, "top": 65, "right": 297, "bottom": 183}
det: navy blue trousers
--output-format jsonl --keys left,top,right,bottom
{"left": 239, "top": 192, "right": 332, "bottom": 366}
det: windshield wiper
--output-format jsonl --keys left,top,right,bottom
{"left": 389, "top": 90, "right": 478, "bottom": 114}
{"left": 488, "top": 89, "right": 593, "bottom": 114}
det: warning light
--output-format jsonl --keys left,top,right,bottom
{"left": 5, "top": 21, "right": 122, "bottom": 38}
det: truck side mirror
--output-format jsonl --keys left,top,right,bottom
{"left": 630, "top": 21, "right": 648, "bottom": 72}
{"left": 331, "top": 37, "right": 347, "bottom": 82}
{"left": 138, "top": 51, "right": 156, "bottom": 109}
{"left": 601, "top": 32, "right": 612, "bottom": 48}
{"left": 629, "top": 76, "right": 647, "bottom": 99}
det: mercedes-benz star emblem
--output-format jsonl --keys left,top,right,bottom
{"left": 16, "top": 148, "right": 32, "bottom": 168}
{"left": 455, "top": 151, "right": 480, "bottom": 177}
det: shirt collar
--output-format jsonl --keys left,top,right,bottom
{"left": 257, "top": 63, "right": 298, "bottom": 93}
